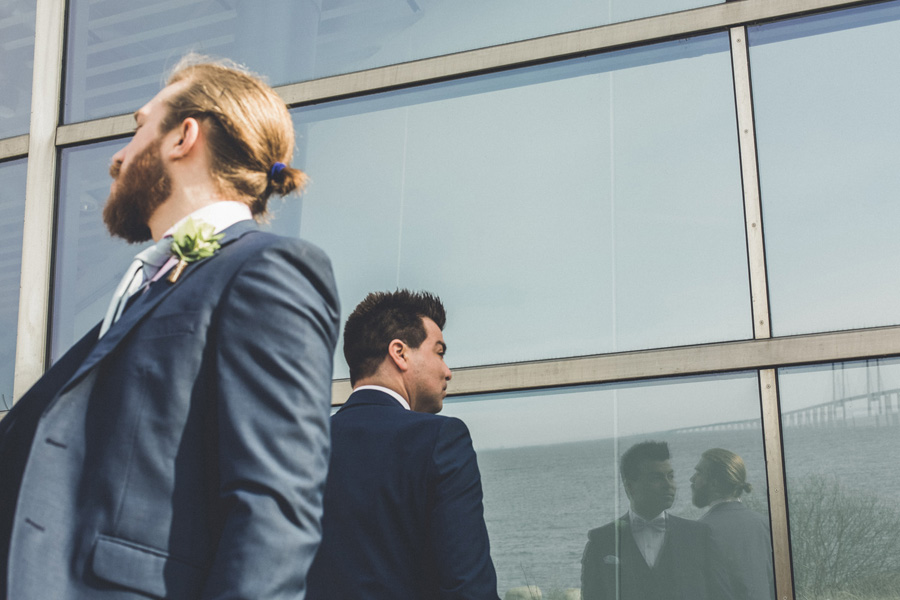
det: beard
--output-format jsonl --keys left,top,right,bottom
{"left": 691, "top": 485, "right": 710, "bottom": 508}
{"left": 103, "top": 138, "right": 171, "bottom": 243}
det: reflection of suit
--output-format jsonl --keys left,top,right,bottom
{"left": 0, "top": 221, "right": 340, "bottom": 599}
{"left": 700, "top": 502, "right": 775, "bottom": 600}
{"left": 306, "top": 389, "right": 500, "bottom": 600}
{"left": 581, "top": 514, "right": 733, "bottom": 600}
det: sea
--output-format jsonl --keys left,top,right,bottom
{"left": 475, "top": 423, "right": 900, "bottom": 596}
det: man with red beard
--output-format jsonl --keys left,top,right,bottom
{"left": 691, "top": 449, "right": 775, "bottom": 600}
{"left": 0, "top": 56, "right": 339, "bottom": 600}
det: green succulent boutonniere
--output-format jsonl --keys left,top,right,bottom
{"left": 167, "top": 217, "right": 224, "bottom": 283}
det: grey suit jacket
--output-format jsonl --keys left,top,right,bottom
{"left": 0, "top": 221, "right": 340, "bottom": 600}
{"left": 700, "top": 502, "right": 775, "bottom": 600}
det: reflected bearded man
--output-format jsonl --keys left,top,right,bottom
{"left": 691, "top": 448, "right": 775, "bottom": 600}
{"left": 581, "top": 441, "right": 733, "bottom": 600}
{"left": 0, "top": 56, "right": 340, "bottom": 599}
{"left": 305, "top": 290, "right": 501, "bottom": 600}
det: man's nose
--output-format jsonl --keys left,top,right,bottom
{"left": 111, "top": 146, "right": 125, "bottom": 166}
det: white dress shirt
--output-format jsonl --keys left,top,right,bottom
{"left": 629, "top": 510, "right": 667, "bottom": 568}
{"left": 353, "top": 385, "right": 411, "bottom": 410}
{"left": 151, "top": 201, "right": 253, "bottom": 283}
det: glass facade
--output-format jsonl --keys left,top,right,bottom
{"left": 6, "top": 1, "right": 900, "bottom": 598}
{"left": 63, "top": 0, "right": 720, "bottom": 123}
{"left": 0, "top": 158, "right": 26, "bottom": 410}
{"left": 779, "top": 359, "right": 900, "bottom": 599}
{"left": 51, "top": 139, "right": 139, "bottom": 361}
{"left": 0, "top": 0, "right": 36, "bottom": 138}
{"left": 442, "top": 373, "right": 770, "bottom": 595}
{"left": 750, "top": 3, "right": 900, "bottom": 336}
{"left": 282, "top": 34, "right": 750, "bottom": 377}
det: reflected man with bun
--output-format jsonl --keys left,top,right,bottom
{"left": 691, "top": 448, "right": 775, "bottom": 600}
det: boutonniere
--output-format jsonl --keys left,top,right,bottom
{"left": 167, "top": 217, "right": 225, "bottom": 283}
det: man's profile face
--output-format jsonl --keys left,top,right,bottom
{"left": 404, "top": 317, "right": 452, "bottom": 414}
{"left": 690, "top": 458, "right": 715, "bottom": 508}
{"left": 625, "top": 459, "right": 676, "bottom": 519}
{"left": 103, "top": 138, "right": 170, "bottom": 242}
{"left": 103, "top": 81, "right": 187, "bottom": 242}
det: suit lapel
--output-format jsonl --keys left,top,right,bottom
{"left": 618, "top": 516, "right": 653, "bottom": 573}
{"left": 654, "top": 514, "right": 678, "bottom": 572}
{"left": 609, "top": 515, "right": 651, "bottom": 595}
{"left": 59, "top": 220, "right": 259, "bottom": 395}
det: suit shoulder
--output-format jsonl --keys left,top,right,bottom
{"left": 586, "top": 519, "right": 621, "bottom": 541}
{"left": 220, "top": 230, "right": 337, "bottom": 302}
{"left": 668, "top": 513, "right": 708, "bottom": 529}
{"left": 394, "top": 409, "right": 468, "bottom": 431}
{"left": 430, "top": 414, "right": 475, "bottom": 450}
{"left": 230, "top": 230, "right": 331, "bottom": 264}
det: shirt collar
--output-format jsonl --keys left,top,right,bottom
{"left": 163, "top": 201, "right": 253, "bottom": 238}
{"left": 353, "top": 385, "right": 411, "bottom": 410}
{"left": 629, "top": 510, "right": 667, "bottom": 527}
{"left": 148, "top": 201, "right": 252, "bottom": 285}
{"left": 708, "top": 497, "right": 742, "bottom": 508}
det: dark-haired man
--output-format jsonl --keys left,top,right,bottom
{"left": 581, "top": 441, "right": 733, "bottom": 600}
{"left": 0, "top": 56, "right": 339, "bottom": 599}
{"left": 306, "top": 290, "right": 500, "bottom": 600}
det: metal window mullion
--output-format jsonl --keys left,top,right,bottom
{"left": 332, "top": 324, "right": 900, "bottom": 403}
{"left": 54, "top": 0, "right": 875, "bottom": 149}
{"left": 760, "top": 368, "right": 795, "bottom": 600}
{"left": 13, "top": 0, "right": 67, "bottom": 401}
{"left": 732, "top": 26, "right": 793, "bottom": 600}
{"left": 0, "top": 135, "right": 29, "bottom": 161}
{"left": 731, "top": 25, "right": 771, "bottom": 340}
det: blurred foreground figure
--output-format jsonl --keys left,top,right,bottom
{"left": 692, "top": 448, "right": 776, "bottom": 600}
{"left": 306, "top": 290, "right": 500, "bottom": 600}
{"left": 0, "top": 55, "right": 339, "bottom": 600}
{"left": 581, "top": 441, "right": 733, "bottom": 600}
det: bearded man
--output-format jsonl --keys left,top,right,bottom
{"left": 691, "top": 448, "right": 775, "bottom": 600}
{"left": 0, "top": 55, "right": 339, "bottom": 600}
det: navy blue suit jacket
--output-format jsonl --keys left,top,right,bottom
{"left": 581, "top": 513, "right": 734, "bottom": 600}
{"left": 0, "top": 221, "right": 340, "bottom": 600}
{"left": 306, "top": 389, "right": 500, "bottom": 600}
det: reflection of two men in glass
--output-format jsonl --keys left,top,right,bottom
{"left": 581, "top": 442, "right": 774, "bottom": 600}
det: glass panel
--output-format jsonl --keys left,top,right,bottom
{"left": 63, "top": 0, "right": 720, "bottom": 124}
{"left": 778, "top": 359, "right": 900, "bottom": 599}
{"left": 441, "top": 372, "right": 773, "bottom": 599}
{"left": 749, "top": 2, "right": 900, "bottom": 336}
{"left": 0, "top": 0, "right": 36, "bottom": 138}
{"left": 51, "top": 139, "right": 149, "bottom": 361}
{"left": 0, "top": 158, "right": 27, "bottom": 410}
{"left": 279, "top": 34, "right": 750, "bottom": 378}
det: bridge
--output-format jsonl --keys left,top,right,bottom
{"left": 670, "top": 361, "right": 900, "bottom": 434}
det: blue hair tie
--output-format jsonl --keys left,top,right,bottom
{"left": 269, "top": 162, "right": 286, "bottom": 179}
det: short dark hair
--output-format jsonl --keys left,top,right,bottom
{"left": 343, "top": 290, "right": 447, "bottom": 385}
{"left": 620, "top": 441, "right": 670, "bottom": 482}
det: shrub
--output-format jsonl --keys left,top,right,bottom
{"left": 788, "top": 475, "right": 900, "bottom": 599}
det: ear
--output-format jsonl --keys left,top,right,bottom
{"left": 387, "top": 339, "right": 410, "bottom": 372}
{"left": 166, "top": 117, "right": 201, "bottom": 160}
{"left": 621, "top": 478, "right": 632, "bottom": 498}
